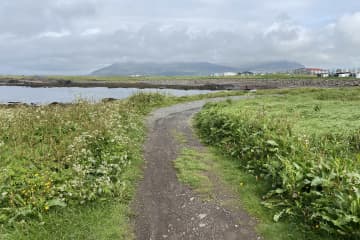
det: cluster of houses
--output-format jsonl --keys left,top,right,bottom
{"left": 294, "top": 68, "right": 360, "bottom": 78}
{"left": 210, "top": 67, "right": 360, "bottom": 78}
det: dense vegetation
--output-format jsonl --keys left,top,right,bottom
{"left": 0, "top": 90, "right": 249, "bottom": 239}
{"left": 0, "top": 93, "right": 168, "bottom": 238}
{"left": 195, "top": 88, "right": 360, "bottom": 239}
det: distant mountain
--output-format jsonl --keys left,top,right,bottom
{"left": 91, "top": 62, "right": 238, "bottom": 76}
{"left": 240, "top": 61, "right": 305, "bottom": 73}
{"left": 90, "top": 61, "right": 304, "bottom": 76}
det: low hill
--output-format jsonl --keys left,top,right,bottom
{"left": 91, "top": 62, "right": 238, "bottom": 76}
{"left": 240, "top": 61, "right": 305, "bottom": 73}
{"left": 90, "top": 61, "right": 305, "bottom": 76}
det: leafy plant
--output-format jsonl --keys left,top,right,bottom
{"left": 195, "top": 91, "right": 360, "bottom": 239}
{"left": 0, "top": 93, "right": 168, "bottom": 225}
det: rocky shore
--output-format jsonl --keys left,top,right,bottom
{"left": 1, "top": 77, "right": 360, "bottom": 90}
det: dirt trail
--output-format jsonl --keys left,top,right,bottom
{"left": 133, "top": 96, "right": 260, "bottom": 240}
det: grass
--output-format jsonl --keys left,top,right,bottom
{"left": 1, "top": 134, "right": 144, "bottom": 240}
{"left": 208, "top": 149, "right": 337, "bottom": 240}
{"left": 172, "top": 90, "right": 247, "bottom": 102}
{"left": 0, "top": 93, "right": 170, "bottom": 239}
{"left": 226, "top": 87, "right": 360, "bottom": 134}
{"left": 195, "top": 87, "right": 360, "bottom": 238}
{"left": 171, "top": 130, "right": 188, "bottom": 144}
{"left": 174, "top": 148, "right": 213, "bottom": 198}
{"left": 173, "top": 146, "right": 333, "bottom": 240}
{"left": 3, "top": 202, "right": 133, "bottom": 240}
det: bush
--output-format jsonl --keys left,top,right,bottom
{"left": 0, "top": 93, "right": 167, "bottom": 224}
{"left": 195, "top": 101, "right": 360, "bottom": 239}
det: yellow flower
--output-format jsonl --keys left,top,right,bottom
{"left": 44, "top": 205, "right": 49, "bottom": 211}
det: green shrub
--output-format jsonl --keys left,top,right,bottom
{"left": 0, "top": 93, "right": 167, "bottom": 224}
{"left": 195, "top": 101, "right": 360, "bottom": 239}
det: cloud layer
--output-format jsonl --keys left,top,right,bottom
{"left": 0, "top": 0, "right": 360, "bottom": 74}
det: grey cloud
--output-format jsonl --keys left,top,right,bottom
{"left": 0, "top": 0, "right": 360, "bottom": 74}
{"left": 0, "top": 0, "right": 97, "bottom": 36}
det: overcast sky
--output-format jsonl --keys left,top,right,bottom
{"left": 1, "top": 0, "right": 360, "bottom": 74}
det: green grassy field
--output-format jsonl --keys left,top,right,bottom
{"left": 229, "top": 88, "right": 360, "bottom": 135}
{"left": 195, "top": 88, "right": 360, "bottom": 239}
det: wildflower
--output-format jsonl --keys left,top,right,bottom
{"left": 44, "top": 205, "right": 49, "bottom": 211}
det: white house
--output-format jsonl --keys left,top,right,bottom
{"left": 356, "top": 73, "right": 360, "bottom": 79}
{"left": 210, "top": 73, "right": 223, "bottom": 77}
{"left": 338, "top": 73, "right": 351, "bottom": 78}
{"left": 223, "top": 72, "right": 238, "bottom": 77}
{"left": 318, "top": 73, "right": 329, "bottom": 78}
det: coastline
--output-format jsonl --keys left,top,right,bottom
{"left": 1, "top": 77, "right": 360, "bottom": 90}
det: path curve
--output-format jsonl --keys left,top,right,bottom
{"left": 133, "top": 96, "right": 259, "bottom": 240}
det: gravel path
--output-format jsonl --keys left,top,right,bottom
{"left": 133, "top": 96, "right": 261, "bottom": 240}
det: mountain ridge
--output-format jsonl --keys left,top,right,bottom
{"left": 90, "top": 61, "right": 305, "bottom": 76}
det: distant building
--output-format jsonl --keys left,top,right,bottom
{"left": 240, "top": 71, "right": 254, "bottom": 76}
{"left": 356, "top": 73, "right": 360, "bottom": 79}
{"left": 317, "top": 73, "right": 329, "bottom": 78}
{"left": 210, "top": 73, "right": 224, "bottom": 77}
{"left": 337, "top": 72, "right": 351, "bottom": 78}
{"left": 223, "top": 72, "right": 238, "bottom": 77}
{"left": 294, "top": 68, "right": 329, "bottom": 75}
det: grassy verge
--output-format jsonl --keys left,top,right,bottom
{"left": 174, "top": 146, "right": 334, "bottom": 240}
{"left": 0, "top": 93, "right": 170, "bottom": 239}
{"left": 174, "top": 148, "right": 213, "bottom": 198}
{"left": 3, "top": 199, "right": 133, "bottom": 240}
{"left": 195, "top": 87, "right": 360, "bottom": 239}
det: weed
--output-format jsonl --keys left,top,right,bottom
{"left": 195, "top": 88, "right": 360, "bottom": 239}
{"left": 0, "top": 93, "right": 169, "bottom": 239}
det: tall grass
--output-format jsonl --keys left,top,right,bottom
{"left": 195, "top": 89, "right": 360, "bottom": 239}
{"left": 0, "top": 93, "right": 167, "bottom": 228}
